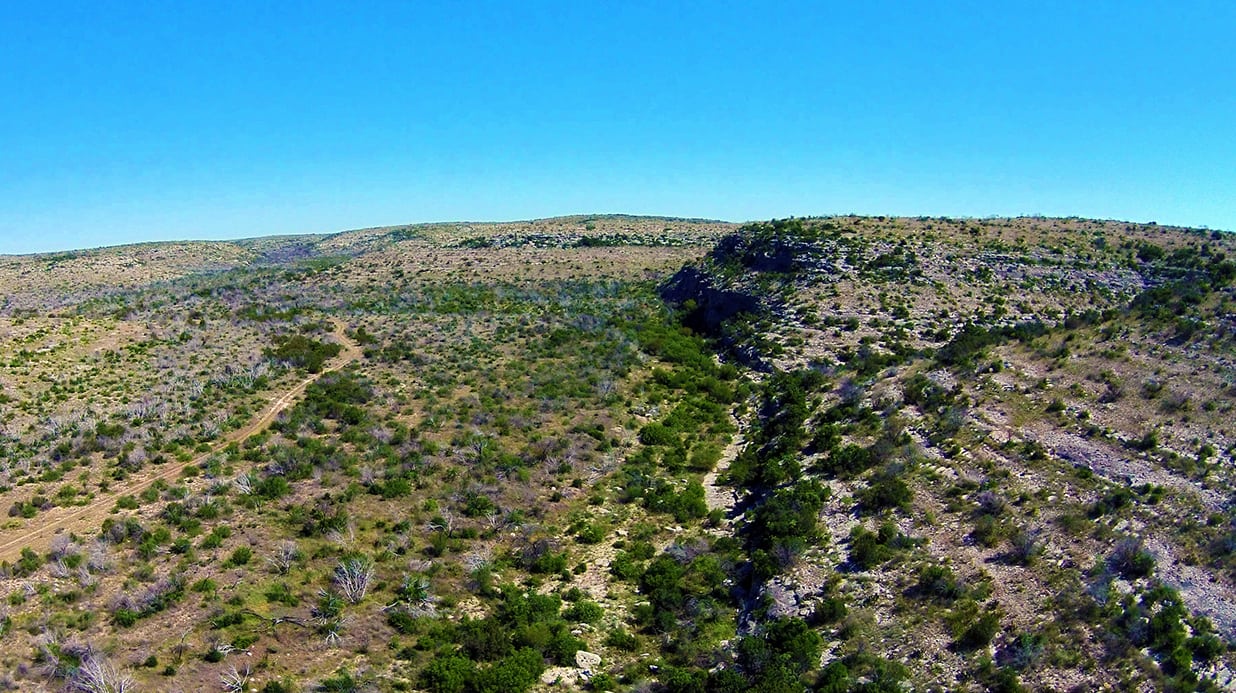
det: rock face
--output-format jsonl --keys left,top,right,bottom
{"left": 659, "top": 226, "right": 837, "bottom": 371}
{"left": 659, "top": 264, "right": 771, "bottom": 371}
{"left": 659, "top": 266, "right": 760, "bottom": 334}
{"left": 710, "top": 233, "right": 811, "bottom": 273}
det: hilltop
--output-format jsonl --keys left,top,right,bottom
{"left": 0, "top": 214, "right": 1231, "bottom": 692}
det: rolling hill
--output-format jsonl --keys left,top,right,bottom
{"left": 0, "top": 214, "right": 1231, "bottom": 692}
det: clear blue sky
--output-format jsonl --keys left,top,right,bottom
{"left": 2, "top": 2, "right": 1234, "bottom": 254}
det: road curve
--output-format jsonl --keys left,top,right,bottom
{"left": 0, "top": 318, "right": 362, "bottom": 563}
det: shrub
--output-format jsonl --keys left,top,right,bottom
{"left": 545, "top": 631, "right": 585, "bottom": 666}
{"left": 960, "top": 610, "right": 1001, "bottom": 649}
{"left": 589, "top": 672, "right": 617, "bottom": 691}
{"left": 563, "top": 600, "right": 604, "bottom": 624}
{"left": 850, "top": 524, "right": 914, "bottom": 570}
{"left": 458, "top": 617, "right": 512, "bottom": 661}
{"left": 574, "top": 523, "right": 605, "bottom": 545}
{"left": 916, "top": 565, "right": 965, "bottom": 602}
{"left": 764, "top": 617, "right": 822, "bottom": 673}
{"left": 604, "top": 628, "right": 638, "bottom": 651}
{"left": 998, "top": 631, "right": 1046, "bottom": 671}
{"left": 820, "top": 444, "right": 875, "bottom": 478}
{"left": 1110, "top": 538, "right": 1156, "bottom": 579}
{"left": 387, "top": 610, "right": 419, "bottom": 635}
{"left": 265, "top": 335, "right": 342, "bottom": 373}
{"left": 419, "top": 655, "right": 474, "bottom": 693}
{"left": 687, "top": 443, "right": 723, "bottom": 472}
{"left": 971, "top": 515, "right": 1007, "bottom": 548}
{"left": 13, "top": 547, "right": 41, "bottom": 577}
{"left": 530, "top": 550, "right": 567, "bottom": 575}
{"left": 609, "top": 552, "right": 642, "bottom": 581}
{"left": 638, "top": 423, "right": 677, "bottom": 446}
{"left": 265, "top": 582, "right": 299, "bottom": 606}
{"left": 1007, "top": 529, "right": 1043, "bottom": 566}
{"left": 471, "top": 648, "right": 544, "bottom": 693}
{"left": 644, "top": 479, "right": 707, "bottom": 523}
{"left": 857, "top": 465, "right": 913, "bottom": 512}
{"left": 1089, "top": 487, "right": 1133, "bottom": 518}
{"left": 814, "top": 596, "right": 848, "bottom": 624}
{"left": 112, "top": 608, "right": 140, "bottom": 627}
{"left": 225, "top": 546, "right": 252, "bottom": 568}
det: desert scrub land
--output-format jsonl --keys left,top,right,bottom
{"left": 0, "top": 214, "right": 1232, "bottom": 692}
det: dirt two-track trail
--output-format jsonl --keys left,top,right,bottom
{"left": 0, "top": 319, "right": 363, "bottom": 563}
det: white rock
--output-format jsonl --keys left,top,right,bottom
{"left": 576, "top": 650, "right": 602, "bottom": 671}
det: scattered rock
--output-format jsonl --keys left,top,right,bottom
{"left": 540, "top": 666, "right": 580, "bottom": 686}
{"left": 575, "top": 650, "right": 602, "bottom": 672}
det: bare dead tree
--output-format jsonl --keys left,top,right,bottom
{"left": 334, "top": 557, "right": 375, "bottom": 604}
{"left": 240, "top": 608, "right": 309, "bottom": 638}
{"left": 325, "top": 523, "right": 357, "bottom": 548}
{"left": 69, "top": 654, "right": 135, "bottom": 693}
{"left": 267, "top": 540, "right": 300, "bottom": 575}
{"left": 48, "top": 534, "right": 74, "bottom": 560}
{"left": 86, "top": 540, "right": 112, "bottom": 573}
{"left": 49, "top": 558, "right": 72, "bottom": 579}
{"left": 207, "top": 640, "right": 236, "bottom": 660}
{"left": 233, "top": 473, "right": 255, "bottom": 496}
{"left": 426, "top": 508, "right": 455, "bottom": 537}
{"left": 220, "top": 665, "right": 251, "bottom": 693}
{"left": 170, "top": 629, "right": 193, "bottom": 664}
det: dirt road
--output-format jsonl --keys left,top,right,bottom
{"left": 0, "top": 318, "right": 362, "bottom": 563}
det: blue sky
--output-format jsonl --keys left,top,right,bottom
{"left": 2, "top": 2, "right": 1234, "bottom": 254}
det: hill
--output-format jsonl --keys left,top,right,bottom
{"left": 0, "top": 215, "right": 1231, "bottom": 692}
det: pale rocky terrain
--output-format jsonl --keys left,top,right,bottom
{"left": 0, "top": 215, "right": 1231, "bottom": 692}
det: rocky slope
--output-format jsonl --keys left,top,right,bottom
{"left": 0, "top": 214, "right": 1232, "bottom": 692}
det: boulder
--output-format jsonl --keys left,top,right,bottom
{"left": 575, "top": 650, "right": 602, "bottom": 672}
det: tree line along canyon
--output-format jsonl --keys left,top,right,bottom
{"left": 0, "top": 214, "right": 1233, "bottom": 692}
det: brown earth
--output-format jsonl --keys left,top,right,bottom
{"left": 0, "top": 319, "right": 361, "bottom": 563}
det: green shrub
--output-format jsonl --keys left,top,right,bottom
{"left": 764, "top": 617, "right": 822, "bottom": 673}
{"left": 563, "top": 600, "right": 604, "bottom": 624}
{"left": 265, "top": 334, "right": 343, "bottom": 373}
{"left": 604, "top": 628, "right": 638, "bottom": 651}
{"left": 820, "top": 444, "right": 875, "bottom": 478}
{"left": 13, "top": 547, "right": 41, "bottom": 577}
{"left": 960, "top": 610, "right": 1001, "bottom": 649}
{"left": 574, "top": 523, "right": 605, "bottom": 544}
{"left": 589, "top": 672, "right": 617, "bottom": 691}
{"left": 971, "top": 515, "right": 1008, "bottom": 548}
{"left": 265, "top": 582, "right": 299, "bottom": 606}
{"left": 850, "top": 522, "right": 918, "bottom": 570}
{"left": 112, "top": 608, "right": 140, "bottom": 627}
{"left": 457, "top": 617, "right": 513, "bottom": 661}
{"left": 857, "top": 465, "right": 913, "bottom": 512}
{"left": 687, "top": 443, "right": 724, "bottom": 472}
{"left": 916, "top": 565, "right": 965, "bottom": 602}
{"left": 225, "top": 546, "right": 252, "bottom": 567}
{"left": 814, "top": 596, "right": 848, "bottom": 624}
{"left": 638, "top": 423, "right": 676, "bottom": 446}
{"left": 472, "top": 648, "right": 544, "bottom": 693}
{"left": 1110, "top": 538, "right": 1156, "bottom": 579}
